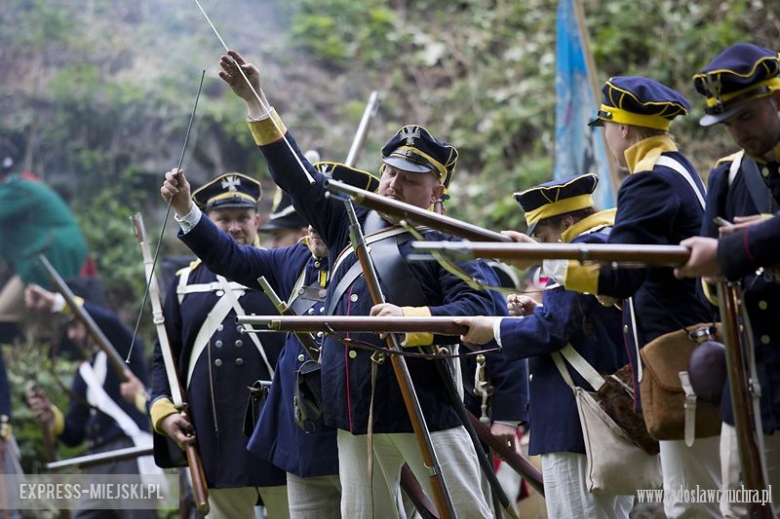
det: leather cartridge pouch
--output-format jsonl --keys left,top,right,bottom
{"left": 597, "top": 364, "right": 659, "bottom": 455}
{"left": 243, "top": 380, "right": 271, "bottom": 437}
{"left": 294, "top": 360, "right": 323, "bottom": 433}
{"left": 639, "top": 324, "right": 722, "bottom": 441}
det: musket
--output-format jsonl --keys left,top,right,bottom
{"left": 344, "top": 90, "right": 380, "bottom": 167}
{"left": 132, "top": 214, "right": 209, "bottom": 516}
{"left": 237, "top": 315, "right": 469, "bottom": 336}
{"left": 327, "top": 180, "right": 511, "bottom": 243}
{"left": 256, "top": 277, "right": 320, "bottom": 360}
{"left": 46, "top": 445, "right": 154, "bottom": 471}
{"left": 411, "top": 241, "right": 691, "bottom": 267}
{"left": 38, "top": 255, "right": 130, "bottom": 380}
{"left": 468, "top": 414, "right": 545, "bottom": 496}
{"left": 717, "top": 281, "right": 774, "bottom": 518}
{"left": 343, "top": 201, "right": 456, "bottom": 518}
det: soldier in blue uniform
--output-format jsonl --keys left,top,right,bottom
{"left": 208, "top": 50, "right": 513, "bottom": 518}
{"left": 454, "top": 174, "right": 635, "bottom": 518}
{"left": 162, "top": 162, "right": 384, "bottom": 518}
{"left": 150, "top": 173, "right": 289, "bottom": 518}
{"left": 24, "top": 284, "right": 157, "bottom": 519}
{"left": 680, "top": 42, "right": 780, "bottom": 517}
{"left": 677, "top": 213, "right": 780, "bottom": 280}
{"left": 258, "top": 187, "right": 309, "bottom": 249}
{"left": 519, "top": 77, "right": 721, "bottom": 517}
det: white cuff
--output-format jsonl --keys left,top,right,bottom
{"left": 51, "top": 293, "right": 66, "bottom": 313}
{"left": 493, "top": 317, "right": 504, "bottom": 348}
{"left": 174, "top": 204, "right": 202, "bottom": 234}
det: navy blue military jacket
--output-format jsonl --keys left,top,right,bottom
{"left": 702, "top": 154, "right": 780, "bottom": 434}
{"left": 499, "top": 214, "right": 628, "bottom": 456}
{"left": 179, "top": 215, "right": 338, "bottom": 478}
{"left": 151, "top": 258, "right": 286, "bottom": 488}
{"left": 60, "top": 302, "right": 150, "bottom": 449}
{"left": 594, "top": 139, "right": 712, "bottom": 408}
{"left": 259, "top": 133, "right": 504, "bottom": 434}
{"left": 719, "top": 213, "right": 780, "bottom": 279}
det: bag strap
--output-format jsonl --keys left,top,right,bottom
{"left": 655, "top": 155, "right": 706, "bottom": 209}
{"left": 741, "top": 157, "right": 779, "bottom": 214}
{"left": 551, "top": 344, "right": 606, "bottom": 392}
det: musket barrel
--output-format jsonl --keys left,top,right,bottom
{"left": 38, "top": 255, "right": 129, "bottom": 379}
{"left": 411, "top": 241, "right": 691, "bottom": 267}
{"left": 236, "top": 315, "right": 469, "bottom": 336}
{"left": 46, "top": 445, "right": 154, "bottom": 470}
{"left": 325, "top": 180, "right": 512, "bottom": 243}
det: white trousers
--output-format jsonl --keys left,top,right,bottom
{"left": 208, "top": 485, "right": 289, "bottom": 519}
{"left": 659, "top": 437, "right": 721, "bottom": 518}
{"left": 337, "top": 427, "right": 492, "bottom": 518}
{"left": 286, "top": 473, "right": 341, "bottom": 519}
{"left": 540, "top": 451, "right": 634, "bottom": 519}
{"left": 720, "top": 423, "right": 780, "bottom": 518}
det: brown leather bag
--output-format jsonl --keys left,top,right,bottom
{"left": 598, "top": 364, "right": 660, "bottom": 455}
{"left": 639, "top": 324, "right": 722, "bottom": 441}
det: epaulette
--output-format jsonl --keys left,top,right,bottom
{"left": 714, "top": 151, "right": 742, "bottom": 168}
{"left": 176, "top": 259, "right": 202, "bottom": 276}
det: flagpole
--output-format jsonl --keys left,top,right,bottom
{"left": 572, "top": 0, "right": 621, "bottom": 200}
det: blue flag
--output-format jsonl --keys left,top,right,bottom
{"left": 554, "top": 0, "right": 615, "bottom": 209}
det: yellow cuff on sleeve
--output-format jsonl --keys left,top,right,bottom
{"left": 135, "top": 393, "right": 149, "bottom": 414}
{"left": 247, "top": 109, "right": 287, "bottom": 146}
{"left": 702, "top": 278, "right": 719, "bottom": 306}
{"left": 150, "top": 397, "right": 179, "bottom": 434}
{"left": 51, "top": 405, "right": 65, "bottom": 436}
{"left": 562, "top": 261, "right": 600, "bottom": 294}
{"left": 61, "top": 296, "right": 85, "bottom": 318}
{"left": 401, "top": 306, "right": 433, "bottom": 348}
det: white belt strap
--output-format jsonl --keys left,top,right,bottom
{"left": 177, "top": 280, "right": 246, "bottom": 296}
{"left": 728, "top": 151, "right": 744, "bottom": 187}
{"left": 186, "top": 293, "right": 237, "bottom": 388}
{"left": 216, "top": 276, "right": 274, "bottom": 378}
{"left": 79, "top": 359, "right": 163, "bottom": 484}
{"left": 551, "top": 344, "right": 606, "bottom": 392}
{"left": 177, "top": 267, "right": 191, "bottom": 305}
{"left": 655, "top": 156, "right": 707, "bottom": 209}
{"left": 679, "top": 371, "right": 697, "bottom": 447}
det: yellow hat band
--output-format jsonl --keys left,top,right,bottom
{"left": 524, "top": 194, "right": 594, "bottom": 227}
{"left": 394, "top": 146, "right": 447, "bottom": 179}
{"left": 203, "top": 191, "right": 256, "bottom": 206}
{"left": 705, "top": 77, "right": 780, "bottom": 107}
{"left": 599, "top": 105, "right": 672, "bottom": 131}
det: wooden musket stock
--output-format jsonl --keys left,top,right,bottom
{"left": 255, "top": 277, "right": 320, "bottom": 360}
{"left": 325, "top": 180, "right": 512, "bottom": 243}
{"left": 344, "top": 201, "right": 456, "bottom": 518}
{"left": 718, "top": 282, "right": 773, "bottom": 518}
{"left": 39, "top": 255, "right": 129, "bottom": 380}
{"left": 132, "top": 215, "right": 210, "bottom": 516}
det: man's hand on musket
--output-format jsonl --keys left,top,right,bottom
{"left": 500, "top": 230, "right": 539, "bottom": 270}
{"left": 506, "top": 294, "right": 537, "bottom": 316}
{"left": 218, "top": 50, "right": 269, "bottom": 119}
{"left": 25, "top": 389, "right": 54, "bottom": 425}
{"left": 161, "top": 168, "right": 193, "bottom": 217}
{"left": 490, "top": 422, "right": 519, "bottom": 461}
{"left": 674, "top": 236, "right": 720, "bottom": 279}
{"left": 24, "top": 284, "right": 57, "bottom": 312}
{"left": 120, "top": 371, "right": 148, "bottom": 408}
{"left": 160, "top": 413, "right": 196, "bottom": 451}
{"left": 452, "top": 316, "right": 501, "bottom": 346}
{"left": 370, "top": 303, "right": 404, "bottom": 339}
{"left": 719, "top": 214, "right": 768, "bottom": 235}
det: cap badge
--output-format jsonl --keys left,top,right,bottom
{"left": 221, "top": 175, "right": 241, "bottom": 192}
{"left": 400, "top": 126, "right": 421, "bottom": 145}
